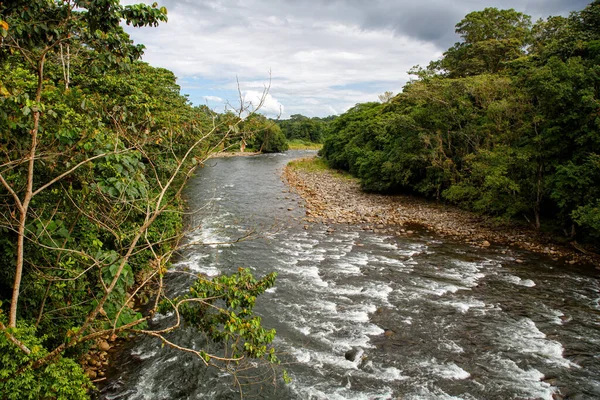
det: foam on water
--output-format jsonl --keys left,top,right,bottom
{"left": 434, "top": 260, "right": 486, "bottom": 288}
{"left": 369, "top": 254, "right": 411, "bottom": 270}
{"left": 356, "top": 364, "right": 408, "bottom": 382}
{"left": 410, "top": 277, "right": 461, "bottom": 297}
{"left": 502, "top": 274, "right": 536, "bottom": 287}
{"left": 365, "top": 235, "right": 399, "bottom": 251}
{"left": 540, "top": 304, "right": 566, "bottom": 325}
{"left": 406, "top": 387, "right": 477, "bottom": 400}
{"left": 420, "top": 358, "right": 471, "bottom": 380}
{"left": 291, "top": 382, "right": 394, "bottom": 400}
{"left": 176, "top": 254, "right": 220, "bottom": 276}
{"left": 437, "top": 298, "right": 488, "bottom": 314}
{"left": 330, "top": 282, "right": 393, "bottom": 306}
{"left": 292, "top": 347, "right": 311, "bottom": 363}
{"left": 283, "top": 264, "right": 329, "bottom": 287}
{"left": 438, "top": 339, "right": 465, "bottom": 353}
{"left": 187, "top": 213, "right": 233, "bottom": 248}
{"left": 151, "top": 311, "right": 173, "bottom": 322}
{"left": 332, "top": 261, "right": 362, "bottom": 275}
{"left": 496, "top": 318, "right": 573, "bottom": 368}
{"left": 300, "top": 349, "right": 363, "bottom": 370}
{"left": 130, "top": 348, "right": 158, "bottom": 361}
{"left": 484, "top": 356, "right": 557, "bottom": 399}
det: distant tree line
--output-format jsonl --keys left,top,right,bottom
{"left": 274, "top": 114, "right": 337, "bottom": 144}
{"left": 321, "top": 2, "right": 600, "bottom": 244}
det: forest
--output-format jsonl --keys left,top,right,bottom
{"left": 1, "top": 0, "right": 599, "bottom": 398}
{"left": 321, "top": 2, "right": 600, "bottom": 245}
{"left": 0, "top": 1, "right": 280, "bottom": 398}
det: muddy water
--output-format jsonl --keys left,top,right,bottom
{"left": 100, "top": 151, "right": 600, "bottom": 400}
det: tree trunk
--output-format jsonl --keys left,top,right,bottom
{"left": 534, "top": 160, "right": 543, "bottom": 230}
{"left": 8, "top": 56, "right": 44, "bottom": 328}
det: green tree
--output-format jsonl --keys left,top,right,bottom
{"left": 0, "top": 1, "right": 281, "bottom": 397}
{"left": 437, "top": 8, "right": 532, "bottom": 77}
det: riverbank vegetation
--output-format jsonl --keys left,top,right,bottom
{"left": 320, "top": 2, "right": 600, "bottom": 249}
{"left": 273, "top": 114, "right": 335, "bottom": 149}
{"left": 0, "top": 1, "right": 280, "bottom": 398}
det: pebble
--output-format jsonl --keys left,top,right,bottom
{"left": 282, "top": 159, "right": 599, "bottom": 268}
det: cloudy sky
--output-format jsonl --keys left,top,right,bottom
{"left": 122, "top": 0, "right": 589, "bottom": 118}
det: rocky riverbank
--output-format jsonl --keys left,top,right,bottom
{"left": 209, "top": 151, "right": 260, "bottom": 158}
{"left": 283, "top": 157, "right": 599, "bottom": 268}
{"left": 81, "top": 336, "right": 116, "bottom": 383}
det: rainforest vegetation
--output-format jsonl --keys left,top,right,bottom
{"left": 321, "top": 2, "right": 600, "bottom": 245}
{"left": 274, "top": 114, "right": 335, "bottom": 148}
{"left": 1, "top": 0, "right": 599, "bottom": 398}
{"left": 0, "top": 1, "right": 280, "bottom": 398}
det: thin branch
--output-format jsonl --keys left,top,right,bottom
{"left": 0, "top": 321, "right": 32, "bottom": 355}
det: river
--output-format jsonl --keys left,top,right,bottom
{"left": 99, "top": 151, "right": 600, "bottom": 400}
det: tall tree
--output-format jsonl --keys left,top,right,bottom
{"left": 437, "top": 8, "right": 532, "bottom": 77}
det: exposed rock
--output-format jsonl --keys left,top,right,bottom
{"left": 344, "top": 347, "right": 363, "bottom": 362}
{"left": 86, "top": 369, "right": 97, "bottom": 379}
{"left": 282, "top": 157, "right": 599, "bottom": 268}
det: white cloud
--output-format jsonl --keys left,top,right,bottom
{"left": 242, "top": 91, "right": 284, "bottom": 117}
{"left": 203, "top": 95, "right": 223, "bottom": 103}
{"left": 121, "top": 0, "right": 586, "bottom": 117}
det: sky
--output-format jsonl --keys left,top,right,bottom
{"left": 121, "top": 0, "right": 590, "bottom": 118}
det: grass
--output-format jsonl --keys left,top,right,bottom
{"left": 287, "top": 157, "right": 356, "bottom": 180}
{"left": 286, "top": 139, "right": 323, "bottom": 150}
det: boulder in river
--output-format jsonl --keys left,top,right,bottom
{"left": 344, "top": 347, "right": 363, "bottom": 362}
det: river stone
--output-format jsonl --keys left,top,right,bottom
{"left": 482, "top": 240, "right": 491, "bottom": 247}
{"left": 344, "top": 347, "right": 362, "bottom": 362}
{"left": 99, "top": 340, "right": 111, "bottom": 352}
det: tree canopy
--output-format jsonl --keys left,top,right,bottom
{"left": 322, "top": 1, "right": 600, "bottom": 243}
{"left": 0, "top": 1, "right": 281, "bottom": 397}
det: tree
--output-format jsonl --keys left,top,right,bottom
{"left": 0, "top": 1, "right": 281, "bottom": 396}
{"left": 321, "top": 2, "right": 600, "bottom": 242}
{"left": 244, "top": 114, "right": 289, "bottom": 152}
{"left": 378, "top": 91, "right": 394, "bottom": 103}
{"left": 438, "top": 8, "right": 532, "bottom": 77}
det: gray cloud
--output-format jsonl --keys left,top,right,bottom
{"left": 122, "top": 0, "right": 591, "bottom": 117}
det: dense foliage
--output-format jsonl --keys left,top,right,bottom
{"left": 243, "top": 114, "right": 289, "bottom": 153}
{"left": 0, "top": 1, "right": 279, "bottom": 397}
{"left": 275, "top": 114, "right": 335, "bottom": 144}
{"left": 322, "top": 2, "right": 600, "bottom": 243}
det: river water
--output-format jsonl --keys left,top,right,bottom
{"left": 100, "top": 151, "right": 600, "bottom": 400}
